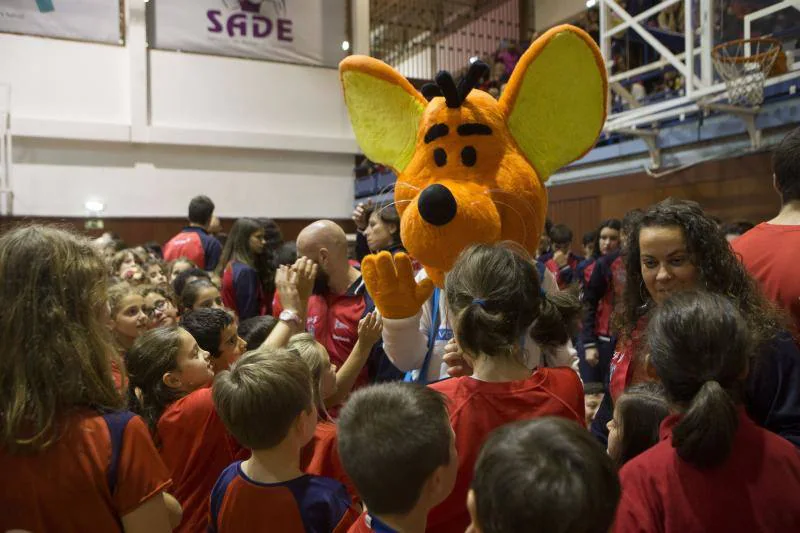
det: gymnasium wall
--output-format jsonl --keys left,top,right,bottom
{"left": 547, "top": 151, "right": 780, "bottom": 253}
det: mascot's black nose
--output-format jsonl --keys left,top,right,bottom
{"left": 418, "top": 184, "right": 457, "bottom": 226}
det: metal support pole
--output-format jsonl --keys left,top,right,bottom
{"left": 684, "top": 0, "right": 695, "bottom": 97}
{"left": 699, "top": 0, "right": 714, "bottom": 87}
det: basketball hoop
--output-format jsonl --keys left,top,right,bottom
{"left": 712, "top": 37, "right": 781, "bottom": 107}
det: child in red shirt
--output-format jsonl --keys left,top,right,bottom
{"left": 338, "top": 383, "right": 458, "bottom": 533}
{"left": 428, "top": 243, "right": 585, "bottom": 533}
{"left": 127, "top": 326, "right": 243, "bottom": 533}
{"left": 614, "top": 291, "right": 800, "bottom": 533}
{"left": 0, "top": 225, "right": 174, "bottom": 533}
{"left": 467, "top": 418, "right": 620, "bottom": 533}
{"left": 181, "top": 307, "right": 247, "bottom": 375}
{"left": 210, "top": 348, "right": 359, "bottom": 532}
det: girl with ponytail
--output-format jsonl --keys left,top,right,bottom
{"left": 614, "top": 291, "right": 800, "bottom": 533}
{"left": 426, "top": 242, "right": 585, "bottom": 533}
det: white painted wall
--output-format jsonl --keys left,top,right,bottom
{"left": 0, "top": 0, "right": 358, "bottom": 219}
{"left": 535, "top": 0, "right": 587, "bottom": 31}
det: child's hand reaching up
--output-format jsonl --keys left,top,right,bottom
{"left": 293, "top": 256, "right": 318, "bottom": 304}
{"left": 357, "top": 311, "right": 383, "bottom": 347}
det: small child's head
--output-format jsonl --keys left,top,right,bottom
{"left": 139, "top": 285, "right": 179, "bottom": 329}
{"left": 144, "top": 260, "right": 168, "bottom": 286}
{"left": 238, "top": 315, "right": 279, "bottom": 351}
{"left": 181, "top": 308, "right": 245, "bottom": 374}
{"left": 549, "top": 223, "right": 573, "bottom": 254}
{"left": 213, "top": 348, "right": 316, "bottom": 451}
{"left": 338, "top": 383, "right": 457, "bottom": 519}
{"left": 606, "top": 382, "right": 669, "bottom": 467}
{"left": 584, "top": 382, "right": 605, "bottom": 427}
{"left": 126, "top": 326, "right": 213, "bottom": 433}
{"left": 172, "top": 267, "right": 210, "bottom": 298}
{"left": 112, "top": 248, "right": 142, "bottom": 278}
{"left": 647, "top": 290, "right": 752, "bottom": 469}
{"left": 445, "top": 243, "right": 581, "bottom": 362}
{"left": 468, "top": 417, "right": 619, "bottom": 533}
{"left": 108, "top": 281, "right": 148, "bottom": 350}
{"left": 180, "top": 278, "right": 223, "bottom": 314}
{"left": 167, "top": 257, "right": 197, "bottom": 284}
{"left": 287, "top": 333, "right": 337, "bottom": 417}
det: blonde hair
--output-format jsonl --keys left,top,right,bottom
{"left": 213, "top": 348, "right": 313, "bottom": 449}
{"left": 287, "top": 332, "right": 329, "bottom": 418}
{"left": 0, "top": 225, "right": 123, "bottom": 453}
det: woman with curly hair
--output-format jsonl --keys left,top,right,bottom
{"left": 591, "top": 198, "right": 800, "bottom": 448}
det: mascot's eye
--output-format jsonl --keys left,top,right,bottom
{"left": 433, "top": 148, "right": 447, "bottom": 167}
{"left": 461, "top": 146, "right": 477, "bottom": 167}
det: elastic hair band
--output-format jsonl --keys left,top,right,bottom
{"left": 472, "top": 298, "right": 486, "bottom": 307}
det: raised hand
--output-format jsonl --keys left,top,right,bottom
{"left": 351, "top": 201, "right": 372, "bottom": 232}
{"left": 361, "top": 251, "right": 433, "bottom": 319}
{"left": 275, "top": 265, "right": 301, "bottom": 314}
{"left": 292, "top": 256, "right": 318, "bottom": 304}
{"left": 357, "top": 311, "right": 383, "bottom": 346}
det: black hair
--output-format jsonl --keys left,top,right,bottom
{"left": 592, "top": 219, "right": 622, "bottom": 258}
{"left": 774, "top": 126, "right": 800, "bottom": 203}
{"left": 582, "top": 230, "right": 597, "bottom": 247}
{"left": 584, "top": 382, "right": 605, "bottom": 396}
{"left": 549, "top": 224, "right": 573, "bottom": 245}
{"left": 720, "top": 220, "right": 754, "bottom": 237}
{"left": 544, "top": 218, "right": 553, "bottom": 236}
{"left": 143, "top": 241, "right": 163, "bottom": 259}
{"left": 611, "top": 382, "right": 670, "bottom": 467}
{"left": 172, "top": 267, "right": 211, "bottom": 300}
{"left": 188, "top": 195, "right": 215, "bottom": 227}
{"left": 648, "top": 291, "right": 753, "bottom": 468}
{"left": 338, "top": 383, "right": 452, "bottom": 515}
{"left": 179, "top": 278, "right": 218, "bottom": 314}
{"left": 238, "top": 316, "right": 279, "bottom": 351}
{"left": 255, "top": 218, "right": 282, "bottom": 304}
{"left": 180, "top": 308, "right": 234, "bottom": 357}
{"left": 473, "top": 417, "right": 620, "bottom": 533}
{"left": 273, "top": 241, "right": 298, "bottom": 268}
{"left": 446, "top": 242, "right": 581, "bottom": 359}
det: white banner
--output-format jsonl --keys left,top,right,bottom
{"left": 153, "top": 0, "right": 347, "bottom": 67}
{"left": 0, "top": 0, "right": 122, "bottom": 44}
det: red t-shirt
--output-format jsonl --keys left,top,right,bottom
{"left": 274, "top": 279, "right": 369, "bottom": 390}
{"left": 426, "top": 369, "right": 585, "bottom": 533}
{"left": 614, "top": 410, "right": 800, "bottom": 533}
{"left": 157, "top": 387, "right": 246, "bottom": 533}
{"left": 301, "top": 421, "right": 359, "bottom": 504}
{"left": 733, "top": 223, "right": 800, "bottom": 338}
{"left": 0, "top": 411, "right": 171, "bottom": 533}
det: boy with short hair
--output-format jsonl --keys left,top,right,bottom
{"left": 467, "top": 417, "right": 619, "bottom": 533}
{"left": 210, "top": 349, "right": 359, "bottom": 532}
{"left": 164, "top": 195, "right": 222, "bottom": 271}
{"left": 544, "top": 223, "right": 584, "bottom": 289}
{"left": 338, "top": 383, "right": 458, "bottom": 533}
{"left": 181, "top": 307, "right": 246, "bottom": 374}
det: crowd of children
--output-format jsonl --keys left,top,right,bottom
{"left": 3, "top": 127, "right": 800, "bottom": 533}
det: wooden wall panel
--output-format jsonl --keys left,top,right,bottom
{"left": 0, "top": 217, "right": 356, "bottom": 247}
{"left": 548, "top": 151, "right": 779, "bottom": 250}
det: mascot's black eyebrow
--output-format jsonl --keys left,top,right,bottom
{"left": 424, "top": 124, "right": 449, "bottom": 144}
{"left": 457, "top": 124, "right": 493, "bottom": 136}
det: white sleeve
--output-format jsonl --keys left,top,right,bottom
{"left": 543, "top": 338, "right": 581, "bottom": 375}
{"left": 381, "top": 303, "right": 431, "bottom": 373}
{"left": 542, "top": 268, "right": 559, "bottom": 294}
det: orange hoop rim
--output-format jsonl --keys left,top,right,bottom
{"left": 711, "top": 37, "right": 781, "bottom": 64}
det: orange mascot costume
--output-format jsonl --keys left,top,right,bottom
{"left": 340, "top": 25, "right": 607, "bottom": 382}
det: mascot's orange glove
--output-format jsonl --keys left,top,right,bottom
{"left": 362, "top": 251, "right": 434, "bottom": 319}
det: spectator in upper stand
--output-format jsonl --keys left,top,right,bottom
{"left": 536, "top": 218, "right": 554, "bottom": 264}
{"left": 721, "top": 220, "right": 755, "bottom": 243}
{"left": 582, "top": 230, "right": 597, "bottom": 259}
{"left": 219, "top": 218, "right": 269, "bottom": 321}
{"left": 734, "top": 126, "right": 800, "bottom": 338}
{"left": 163, "top": 195, "right": 223, "bottom": 272}
{"left": 544, "top": 224, "right": 585, "bottom": 290}
{"left": 352, "top": 201, "right": 405, "bottom": 263}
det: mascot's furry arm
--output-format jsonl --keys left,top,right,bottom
{"left": 340, "top": 24, "right": 607, "bottom": 321}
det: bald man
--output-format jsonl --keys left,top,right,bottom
{"left": 274, "top": 220, "right": 397, "bottom": 401}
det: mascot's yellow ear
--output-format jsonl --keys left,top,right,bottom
{"left": 500, "top": 25, "right": 608, "bottom": 181}
{"left": 340, "top": 56, "right": 427, "bottom": 173}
